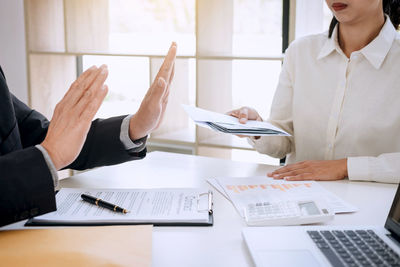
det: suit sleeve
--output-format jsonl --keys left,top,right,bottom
{"left": 0, "top": 81, "right": 56, "bottom": 227}
{"left": 0, "top": 147, "right": 56, "bottom": 227}
{"left": 12, "top": 95, "right": 50, "bottom": 147}
{"left": 12, "top": 94, "right": 146, "bottom": 170}
{"left": 0, "top": 95, "right": 146, "bottom": 227}
{"left": 66, "top": 115, "right": 147, "bottom": 170}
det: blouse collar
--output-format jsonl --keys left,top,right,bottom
{"left": 317, "top": 14, "right": 397, "bottom": 69}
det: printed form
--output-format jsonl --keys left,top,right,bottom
{"left": 33, "top": 188, "right": 211, "bottom": 224}
{"left": 208, "top": 177, "right": 357, "bottom": 217}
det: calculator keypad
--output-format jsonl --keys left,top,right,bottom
{"left": 246, "top": 201, "right": 301, "bottom": 221}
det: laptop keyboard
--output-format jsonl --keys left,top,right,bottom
{"left": 307, "top": 230, "right": 400, "bottom": 267}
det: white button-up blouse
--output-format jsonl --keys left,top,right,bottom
{"left": 250, "top": 17, "right": 400, "bottom": 183}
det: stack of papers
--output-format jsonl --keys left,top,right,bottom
{"left": 182, "top": 104, "right": 290, "bottom": 136}
{"left": 207, "top": 176, "right": 358, "bottom": 217}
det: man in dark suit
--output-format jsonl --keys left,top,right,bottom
{"left": 0, "top": 43, "right": 177, "bottom": 227}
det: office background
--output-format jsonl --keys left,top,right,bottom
{"left": 0, "top": 0, "right": 331, "bottom": 178}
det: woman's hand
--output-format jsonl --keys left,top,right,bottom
{"left": 267, "top": 159, "right": 348, "bottom": 181}
{"left": 228, "top": 106, "right": 263, "bottom": 124}
{"left": 128, "top": 42, "right": 177, "bottom": 140}
{"left": 227, "top": 106, "right": 263, "bottom": 138}
{"left": 41, "top": 65, "right": 109, "bottom": 170}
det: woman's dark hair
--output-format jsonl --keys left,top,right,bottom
{"left": 328, "top": 0, "right": 400, "bottom": 38}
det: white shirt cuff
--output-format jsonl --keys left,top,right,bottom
{"left": 347, "top": 157, "right": 371, "bottom": 182}
{"left": 35, "top": 144, "right": 59, "bottom": 188}
{"left": 347, "top": 155, "right": 400, "bottom": 184}
{"left": 120, "top": 115, "right": 147, "bottom": 152}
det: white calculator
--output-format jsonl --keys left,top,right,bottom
{"left": 244, "top": 200, "right": 334, "bottom": 226}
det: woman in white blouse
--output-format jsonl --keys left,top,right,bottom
{"left": 229, "top": 0, "right": 400, "bottom": 183}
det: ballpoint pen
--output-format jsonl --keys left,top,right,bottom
{"left": 81, "top": 194, "right": 130, "bottom": 214}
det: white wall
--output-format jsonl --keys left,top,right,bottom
{"left": 295, "top": 0, "right": 324, "bottom": 39}
{"left": 0, "top": 0, "right": 28, "bottom": 102}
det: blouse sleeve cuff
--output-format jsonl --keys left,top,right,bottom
{"left": 347, "top": 156, "right": 372, "bottom": 182}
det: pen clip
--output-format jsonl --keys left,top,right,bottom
{"left": 197, "top": 190, "right": 213, "bottom": 214}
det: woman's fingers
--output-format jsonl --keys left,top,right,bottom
{"left": 228, "top": 108, "right": 248, "bottom": 122}
{"left": 267, "top": 162, "right": 306, "bottom": 177}
{"left": 267, "top": 159, "right": 348, "bottom": 181}
{"left": 227, "top": 108, "right": 258, "bottom": 138}
{"left": 238, "top": 108, "right": 249, "bottom": 124}
{"left": 227, "top": 110, "right": 240, "bottom": 119}
{"left": 284, "top": 173, "right": 314, "bottom": 181}
{"left": 271, "top": 168, "right": 309, "bottom": 179}
{"left": 227, "top": 107, "right": 261, "bottom": 123}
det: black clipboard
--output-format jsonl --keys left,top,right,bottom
{"left": 25, "top": 190, "right": 213, "bottom": 227}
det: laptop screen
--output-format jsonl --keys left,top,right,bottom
{"left": 385, "top": 184, "right": 400, "bottom": 239}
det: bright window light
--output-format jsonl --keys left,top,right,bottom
{"left": 109, "top": 0, "right": 195, "bottom": 55}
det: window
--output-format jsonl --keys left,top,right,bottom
{"left": 108, "top": 0, "right": 196, "bottom": 55}
{"left": 82, "top": 55, "right": 150, "bottom": 118}
{"left": 26, "top": 0, "right": 299, "bottom": 166}
{"left": 233, "top": 0, "right": 283, "bottom": 56}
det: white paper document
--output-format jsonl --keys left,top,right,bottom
{"left": 182, "top": 104, "right": 290, "bottom": 136}
{"left": 32, "top": 188, "right": 211, "bottom": 224}
{"left": 207, "top": 177, "right": 357, "bottom": 217}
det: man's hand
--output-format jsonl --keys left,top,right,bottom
{"left": 267, "top": 159, "right": 348, "bottom": 181}
{"left": 41, "top": 65, "right": 109, "bottom": 170}
{"left": 128, "top": 42, "right": 177, "bottom": 140}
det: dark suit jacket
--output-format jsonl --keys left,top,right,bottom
{"left": 0, "top": 66, "right": 146, "bottom": 227}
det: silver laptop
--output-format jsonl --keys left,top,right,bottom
{"left": 243, "top": 185, "right": 400, "bottom": 267}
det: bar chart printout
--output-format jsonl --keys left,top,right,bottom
{"left": 208, "top": 177, "right": 357, "bottom": 217}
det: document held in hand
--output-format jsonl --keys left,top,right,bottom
{"left": 182, "top": 104, "right": 290, "bottom": 136}
{"left": 26, "top": 188, "right": 213, "bottom": 226}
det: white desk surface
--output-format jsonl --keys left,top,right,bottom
{"left": 2, "top": 151, "right": 397, "bottom": 267}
